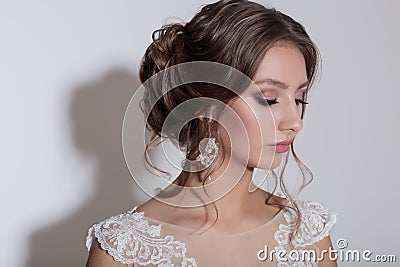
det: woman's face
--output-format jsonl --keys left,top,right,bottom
{"left": 218, "top": 43, "right": 308, "bottom": 170}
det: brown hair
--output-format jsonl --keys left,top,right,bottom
{"left": 139, "top": 0, "right": 319, "bottom": 244}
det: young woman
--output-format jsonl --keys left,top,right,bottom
{"left": 85, "top": 1, "right": 337, "bottom": 266}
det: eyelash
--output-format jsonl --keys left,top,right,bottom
{"left": 257, "top": 97, "right": 309, "bottom": 106}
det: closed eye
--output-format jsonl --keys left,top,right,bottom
{"left": 295, "top": 99, "right": 309, "bottom": 105}
{"left": 257, "top": 97, "right": 309, "bottom": 106}
{"left": 256, "top": 98, "right": 278, "bottom": 106}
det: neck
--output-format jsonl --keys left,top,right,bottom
{"left": 185, "top": 154, "right": 268, "bottom": 218}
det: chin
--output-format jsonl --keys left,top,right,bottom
{"left": 255, "top": 153, "right": 282, "bottom": 170}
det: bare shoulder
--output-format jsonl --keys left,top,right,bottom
{"left": 135, "top": 197, "right": 215, "bottom": 229}
{"left": 135, "top": 197, "right": 177, "bottom": 221}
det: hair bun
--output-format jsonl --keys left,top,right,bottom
{"left": 140, "top": 23, "right": 186, "bottom": 82}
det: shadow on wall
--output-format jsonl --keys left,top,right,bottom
{"left": 25, "top": 68, "right": 149, "bottom": 267}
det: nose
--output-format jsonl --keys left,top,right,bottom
{"left": 277, "top": 98, "right": 303, "bottom": 133}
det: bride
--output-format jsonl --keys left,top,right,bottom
{"left": 85, "top": 0, "right": 337, "bottom": 266}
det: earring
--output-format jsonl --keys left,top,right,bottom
{"left": 196, "top": 137, "right": 219, "bottom": 168}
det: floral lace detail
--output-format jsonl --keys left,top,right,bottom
{"left": 273, "top": 198, "right": 337, "bottom": 267}
{"left": 86, "top": 198, "right": 336, "bottom": 266}
{"left": 86, "top": 207, "right": 198, "bottom": 266}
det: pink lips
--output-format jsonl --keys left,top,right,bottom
{"left": 268, "top": 140, "right": 292, "bottom": 153}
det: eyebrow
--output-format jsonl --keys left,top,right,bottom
{"left": 255, "top": 78, "right": 309, "bottom": 90}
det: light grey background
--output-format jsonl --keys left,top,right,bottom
{"left": 1, "top": 1, "right": 399, "bottom": 266}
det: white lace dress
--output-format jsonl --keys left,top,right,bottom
{"left": 86, "top": 197, "right": 337, "bottom": 266}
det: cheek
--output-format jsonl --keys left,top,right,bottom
{"left": 243, "top": 114, "right": 262, "bottom": 145}
{"left": 217, "top": 102, "right": 255, "bottom": 160}
{"left": 241, "top": 106, "right": 279, "bottom": 168}
{"left": 232, "top": 102, "right": 262, "bottom": 144}
{"left": 217, "top": 99, "right": 278, "bottom": 167}
{"left": 228, "top": 103, "right": 276, "bottom": 152}
{"left": 244, "top": 105, "right": 276, "bottom": 146}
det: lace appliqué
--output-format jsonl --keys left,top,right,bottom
{"left": 86, "top": 207, "right": 198, "bottom": 266}
{"left": 273, "top": 198, "right": 337, "bottom": 267}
